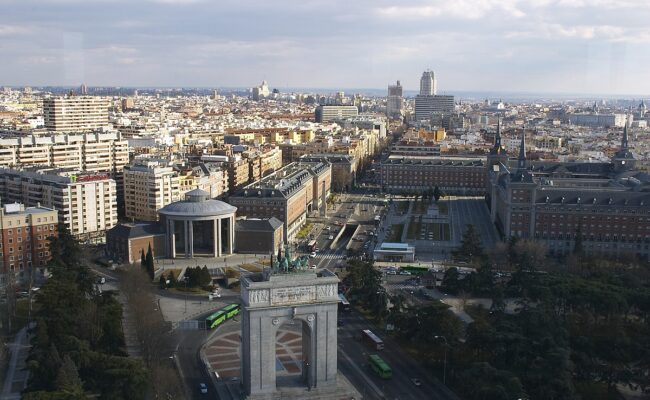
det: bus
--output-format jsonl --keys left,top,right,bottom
{"left": 206, "top": 310, "right": 227, "bottom": 329}
{"left": 338, "top": 293, "right": 351, "bottom": 312}
{"left": 222, "top": 303, "right": 240, "bottom": 319}
{"left": 307, "top": 240, "right": 318, "bottom": 252}
{"left": 362, "top": 329, "right": 384, "bottom": 350}
{"left": 368, "top": 354, "right": 392, "bottom": 379}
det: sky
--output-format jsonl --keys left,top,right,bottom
{"left": 1, "top": 0, "right": 650, "bottom": 95}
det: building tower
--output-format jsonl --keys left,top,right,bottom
{"left": 612, "top": 119, "right": 636, "bottom": 173}
{"left": 386, "top": 80, "right": 403, "bottom": 119}
{"left": 419, "top": 70, "right": 437, "bottom": 96}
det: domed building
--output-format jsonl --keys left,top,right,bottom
{"left": 159, "top": 189, "right": 237, "bottom": 258}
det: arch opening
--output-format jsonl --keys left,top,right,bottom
{"left": 275, "top": 319, "right": 312, "bottom": 389}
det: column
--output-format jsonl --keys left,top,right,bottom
{"left": 216, "top": 218, "right": 222, "bottom": 257}
{"left": 188, "top": 220, "right": 194, "bottom": 258}
{"left": 228, "top": 216, "right": 234, "bottom": 254}
{"left": 169, "top": 219, "right": 176, "bottom": 258}
{"left": 183, "top": 220, "right": 189, "bottom": 257}
{"left": 213, "top": 218, "right": 219, "bottom": 257}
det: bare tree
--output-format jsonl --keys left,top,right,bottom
{"left": 121, "top": 266, "right": 185, "bottom": 399}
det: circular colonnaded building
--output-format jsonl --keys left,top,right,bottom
{"left": 159, "top": 189, "right": 237, "bottom": 258}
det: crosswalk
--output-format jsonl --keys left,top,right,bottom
{"left": 316, "top": 250, "right": 346, "bottom": 260}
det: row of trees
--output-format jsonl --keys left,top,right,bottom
{"left": 23, "top": 225, "right": 149, "bottom": 399}
{"left": 159, "top": 266, "right": 212, "bottom": 289}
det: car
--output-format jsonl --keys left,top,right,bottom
{"left": 311, "top": 265, "right": 317, "bottom": 269}
{"left": 411, "top": 378, "right": 422, "bottom": 387}
{"left": 199, "top": 383, "right": 208, "bottom": 394}
{"left": 325, "top": 226, "right": 331, "bottom": 231}
{"left": 399, "top": 271, "right": 411, "bottom": 275}
{"left": 328, "top": 235, "right": 334, "bottom": 240}
{"left": 309, "top": 252, "right": 317, "bottom": 258}
{"left": 96, "top": 277, "right": 106, "bottom": 284}
{"left": 386, "top": 270, "right": 397, "bottom": 275}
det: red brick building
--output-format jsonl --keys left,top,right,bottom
{"left": 0, "top": 203, "right": 58, "bottom": 286}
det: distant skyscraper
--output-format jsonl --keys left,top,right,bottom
{"left": 420, "top": 70, "right": 437, "bottom": 96}
{"left": 386, "top": 80, "right": 403, "bottom": 119}
{"left": 80, "top": 83, "right": 87, "bottom": 95}
{"left": 252, "top": 80, "right": 270, "bottom": 101}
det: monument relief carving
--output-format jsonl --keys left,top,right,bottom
{"left": 250, "top": 289, "right": 270, "bottom": 304}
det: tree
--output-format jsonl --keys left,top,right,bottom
{"left": 453, "top": 224, "right": 484, "bottom": 264}
{"left": 572, "top": 225, "right": 584, "bottom": 258}
{"left": 145, "top": 244, "right": 154, "bottom": 280}
{"left": 55, "top": 355, "right": 83, "bottom": 392}
{"left": 441, "top": 267, "right": 462, "bottom": 295}
{"left": 140, "top": 250, "right": 146, "bottom": 269}
{"left": 167, "top": 272, "right": 177, "bottom": 288}
{"left": 433, "top": 186, "right": 442, "bottom": 202}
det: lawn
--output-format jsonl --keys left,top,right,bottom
{"left": 413, "top": 199, "right": 431, "bottom": 214}
{"left": 296, "top": 223, "right": 313, "bottom": 239}
{"left": 386, "top": 224, "right": 404, "bottom": 242}
{"left": 406, "top": 216, "right": 422, "bottom": 240}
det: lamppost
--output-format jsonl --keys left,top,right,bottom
{"left": 434, "top": 335, "right": 448, "bottom": 385}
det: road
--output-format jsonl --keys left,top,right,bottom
{"left": 337, "top": 309, "right": 459, "bottom": 400}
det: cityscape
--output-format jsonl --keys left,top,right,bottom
{"left": 1, "top": 1, "right": 650, "bottom": 400}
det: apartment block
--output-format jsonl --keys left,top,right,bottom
{"left": 177, "top": 163, "right": 229, "bottom": 199}
{"left": 0, "top": 203, "right": 58, "bottom": 287}
{"left": 0, "top": 132, "right": 129, "bottom": 173}
{"left": 226, "top": 157, "right": 251, "bottom": 193}
{"left": 228, "top": 162, "right": 332, "bottom": 241}
{"left": 315, "top": 105, "right": 359, "bottom": 122}
{"left": 43, "top": 96, "right": 110, "bottom": 132}
{"left": 0, "top": 168, "right": 118, "bottom": 241}
{"left": 123, "top": 159, "right": 180, "bottom": 221}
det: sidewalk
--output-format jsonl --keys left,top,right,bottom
{"left": 1, "top": 325, "right": 31, "bottom": 400}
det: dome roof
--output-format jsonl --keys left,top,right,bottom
{"left": 159, "top": 191, "right": 237, "bottom": 218}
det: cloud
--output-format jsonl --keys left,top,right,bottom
{"left": 0, "top": 25, "right": 33, "bottom": 36}
{"left": 375, "top": 0, "right": 525, "bottom": 20}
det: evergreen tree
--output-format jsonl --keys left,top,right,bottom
{"left": 140, "top": 249, "right": 146, "bottom": 269}
{"left": 55, "top": 355, "right": 82, "bottom": 392}
{"left": 433, "top": 186, "right": 442, "bottom": 202}
{"left": 442, "top": 267, "right": 462, "bottom": 294}
{"left": 453, "top": 224, "right": 484, "bottom": 264}
{"left": 573, "top": 225, "right": 584, "bottom": 257}
{"left": 145, "top": 244, "right": 154, "bottom": 280}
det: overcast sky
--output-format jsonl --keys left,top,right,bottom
{"left": 2, "top": 0, "right": 650, "bottom": 95}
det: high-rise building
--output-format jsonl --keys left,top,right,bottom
{"left": 252, "top": 81, "right": 270, "bottom": 101}
{"left": 43, "top": 96, "right": 109, "bottom": 132}
{"left": 0, "top": 203, "right": 58, "bottom": 287}
{"left": 414, "top": 95, "right": 455, "bottom": 121}
{"left": 0, "top": 168, "right": 118, "bottom": 241}
{"left": 420, "top": 70, "right": 437, "bottom": 96}
{"left": 387, "top": 80, "right": 403, "bottom": 119}
{"left": 123, "top": 158, "right": 180, "bottom": 221}
{"left": 79, "top": 83, "right": 87, "bottom": 95}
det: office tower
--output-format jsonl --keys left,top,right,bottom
{"left": 0, "top": 168, "right": 118, "bottom": 241}
{"left": 314, "top": 105, "right": 359, "bottom": 122}
{"left": 420, "top": 70, "right": 437, "bottom": 96}
{"left": 387, "top": 80, "right": 403, "bottom": 119}
{"left": 123, "top": 159, "right": 180, "bottom": 221}
{"left": 414, "top": 95, "right": 455, "bottom": 121}
{"left": 43, "top": 96, "right": 109, "bottom": 132}
{"left": 80, "top": 83, "right": 87, "bottom": 95}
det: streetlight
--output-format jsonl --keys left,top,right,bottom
{"left": 434, "top": 335, "right": 448, "bottom": 385}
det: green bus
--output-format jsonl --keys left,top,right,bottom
{"left": 206, "top": 310, "right": 227, "bottom": 329}
{"left": 368, "top": 354, "right": 392, "bottom": 379}
{"left": 222, "top": 303, "right": 240, "bottom": 319}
